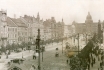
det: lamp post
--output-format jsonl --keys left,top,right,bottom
{"left": 62, "top": 37, "right": 63, "bottom": 54}
{"left": 21, "top": 43, "right": 24, "bottom": 58}
{"left": 85, "top": 33, "right": 87, "bottom": 45}
{"left": 42, "top": 36, "right": 44, "bottom": 62}
{"left": 77, "top": 33, "right": 79, "bottom": 55}
{"left": 36, "top": 29, "right": 41, "bottom": 70}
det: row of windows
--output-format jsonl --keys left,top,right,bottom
{"left": 8, "top": 34, "right": 17, "bottom": 38}
{"left": 18, "top": 32, "right": 27, "bottom": 36}
{"left": 8, "top": 28, "right": 17, "bottom": 32}
{"left": 18, "top": 37, "right": 27, "bottom": 41}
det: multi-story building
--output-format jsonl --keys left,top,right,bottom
{"left": 0, "top": 10, "right": 18, "bottom": 46}
{"left": 0, "top": 9, "right": 65, "bottom": 47}
{"left": 20, "top": 15, "right": 33, "bottom": 43}
{"left": 21, "top": 13, "right": 44, "bottom": 43}
{"left": 57, "top": 19, "right": 64, "bottom": 38}
{"left": 10, "top": 18, "right": 28, "bottom": 44}
{"left": 71, "top": 12, "right": 99, "bottom": 35}
{"left": 32, "top": 12, "right": 44, "bottom": 40}
{"left": 43, "top": 17, "right": 64, "bottom": 41}
{"left": 43, "top": 19, "right": 52, "bottom": 41}
{"left": 7, "top": 17, "right": 18, "bottom": 44}
{"left": 64, "top": 25, "right": 71, "bottom": 38}
{"left": 0, "top": 10, "right": 8, "bottom": 47}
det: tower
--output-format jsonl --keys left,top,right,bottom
{"left": 1, "top": 10, "right": 8, "bottom": 47}
{"left": 37, "top": 12, "right": 40, "bottom": 22}
{"left": 62, "top": 18, "right": 63, "bottom": 22}
{"left": 85, "top": 12, "right": 93, "bottom": 33}
{"left": 85, "top": 12, "right": 93, "bottom": 23}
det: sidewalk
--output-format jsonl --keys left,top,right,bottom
{"left": 90, "top": 54, "right": 104, "bottom": 70}
{"left": 0, "top": 41, "right": 68, "bottom": 70}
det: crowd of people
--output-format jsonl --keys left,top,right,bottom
{"left": 68, "top": 35, "right": 104, "bottom": 70}
{"left": 69, "top": 52, "right": 102, "bottom": 70}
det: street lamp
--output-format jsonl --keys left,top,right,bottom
{"left": 76, "top": 33, "right": 79, "bottom": 55}
{"left": 85, "top": 33, "right": 88, "bottom": 45}
{"left": 62, "top": 37, "right": 63, "bottom": 54}
{"left": 42, "top": 36, "right": 44, "bottom": 62}
{"left": 36, "top": 29, "right": 41, "bottom": 70}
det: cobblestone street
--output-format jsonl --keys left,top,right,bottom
{"left": 25, "top": 42, "right": 70, "bottom": 70}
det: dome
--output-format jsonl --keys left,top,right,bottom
{"left": 86, "top": 12, "right": 92, "bottom": 19}
{"left": 72, "top": 20, "right": 76, "bottom": 25}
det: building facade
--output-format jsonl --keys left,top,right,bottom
{"left": 43, "top": 17, "right": 64, "bottom": 41}
{"left": 71, "top": 12, "right": 99, "bottom": 35}
{"left": 20, "top": 13, "right": 44, "bottom": 43}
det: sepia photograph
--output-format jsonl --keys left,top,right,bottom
{"left": 0, "top": 0, "right": 104, "bottom": 70}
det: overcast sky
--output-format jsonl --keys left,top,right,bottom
{"left": 0, "top": 0, "right": 104, "bottom": 25}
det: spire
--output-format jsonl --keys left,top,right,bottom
{"left": 37, "top": 12, "right": 40, "bottom": 20}
{"left": 72, "top": 20, "right": 76, "bottom": 25}
{"left": 98, "top": 20, "right": 101, "bottom": 25}
{"left": 62, "top": 18, "right": 63, "bottom": 22}
{"left": 86, "top": 12, "right": 92, "bottom": 19}
{"left": 14, "top": 14, "right": 16, "bottom": 19}
{"left": 85, "top": 12, "right": 93, "bottom": 23}
{"left": 33, "top": 15, "right": 35, "bottom": 22}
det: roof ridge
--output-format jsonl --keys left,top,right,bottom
{"left": 8, "top": 17, "right": 18, "bottom": 27}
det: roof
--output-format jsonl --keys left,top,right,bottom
{"left": 7, "top": 17, "right": 17, "bottom": 27}
{"left": 23, "top": 16, "right": 33, "bottom": 23}
{"left": 11, "top": 18, "right": 27, "bottom": 27}
{"left": 43, "top": 19, "right": 51, "bottom": 27}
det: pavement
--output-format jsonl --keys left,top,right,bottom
{"left": 89, "top": 54, "right": 104, "bottom": 70}
{"left": 0, "top": 40, "right": 68, "bottom": 70}
{"left": 25, "top": 42, "right": 70, "bottom": 70}
{"left": 0, "top": 38, "right": 94, "bottom": 70}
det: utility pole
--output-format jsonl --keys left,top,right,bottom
{"left": 86, "top": 33, "right": 87, "bottom": 45}
{"left": 62, "top": 38, "right": 63, "bottom": 54}
{"left": 42, "top": 40, "right": 43, "bottom": 62}
{"left": 36, "top": 29, "right": 41, "bottom": 70}
{"left": 78, "top": 33, "right": 79, "bottom": 55}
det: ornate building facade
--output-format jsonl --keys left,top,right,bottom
{"left": 43, "top": 17, "right": 64, "bottom": 41}
{"left": 71, "top": 12, "right": 98, "bottom": 35}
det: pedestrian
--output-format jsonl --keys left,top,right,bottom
{"left": 0, "top": 55, "right": 1, "bottom": 59}
{"left": 8, "top": 62, "right": 10, "bottom": 66}
{"left": 30, "top": 65, "right": 36, "bottom": 70}
{"left": 101, "top": 55, "right": 103, "bottom": 61}
{"left": 91, "top": 62, "right": 93, "bottom": 67}
{"left": 67, "top": 59, "right": 68, "bottom": 64}
{"left": 33, "top": 55, "right": 34, "bottom": 59}
{"left": 87, "top": 63, "right": 90, "bottom": 70}
{"left": 93, "top": 58, "right": 95, "bottom": 64}
{"left": 101, "top": 66, "right": 103, "bottom": 70}
{"left": 98, "top": 55, "right": 100, "bottom": 61}
{"left": 33, "top": 54, "right": 36, "bottom": 59}
{"left": 35, "top": 55, "right": 36, "bottom": 59}
{"left": 6, "top": 54, "right": 8, "bottom": 59}
{"left": 100, "top": 62, "right": 102, "bottom": 67}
